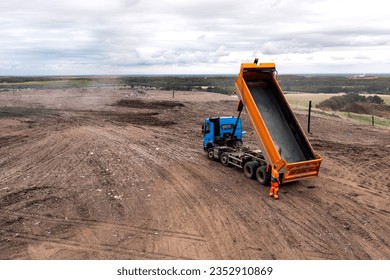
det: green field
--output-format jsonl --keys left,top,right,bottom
{"left": 285, "top": 93, "right": 390, "bottom": 128}
{"left": 0, "top": 77, "right": 117, "bottom": 90}
{"left": 285, "top": 93, "right": 341, "bottom": 108}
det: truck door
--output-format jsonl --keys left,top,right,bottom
{"left": 202, "top": 121, "right": 212, "bottom": 149}
{"left": 209, "top": 117, "right": 220, "bottom": 141}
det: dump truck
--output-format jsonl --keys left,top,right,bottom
{"left": 202, "top": 60, "right": 322, "bottom": 188}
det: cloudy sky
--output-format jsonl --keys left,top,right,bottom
{"left": 0, "top": 0, "right": 389, "bottom": 75}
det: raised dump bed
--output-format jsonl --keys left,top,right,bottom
{"left": 235, "top": 62, "right": 322, "bottom": 183}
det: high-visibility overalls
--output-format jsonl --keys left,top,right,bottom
{"left": 269, "top": 167, "right": 280, "bottom": 200}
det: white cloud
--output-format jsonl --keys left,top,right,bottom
{"left": 0, "top": 0, "right": 389, "bottom": 75}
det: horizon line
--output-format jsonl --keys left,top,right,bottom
{"left": 1, "top": 72, "right": 390, "bottom": 78}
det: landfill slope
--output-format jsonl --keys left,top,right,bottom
{"left": 0, "top": 88, "right": 389, "bottom": 259}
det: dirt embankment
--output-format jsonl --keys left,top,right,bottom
{"left": 0, "top": 88, "right": 389, "bottom": 259}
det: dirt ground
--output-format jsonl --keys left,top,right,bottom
{"left": 0, "top": 88, "right": 389, "bottom": 260}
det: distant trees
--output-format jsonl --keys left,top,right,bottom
{"left": 367, "top": 95, "right": 384, "bottom": 104}
{"left": 120, "top": 76, "right": 236, "bottom": 94}
{"left": 278, "top": 75, "right": 390, "bottom": 94}
{"left": 316, "top": 93, "right": 384, "bottom": 111}
{"left": 1, "top": 75, "right": 389, "bottom": 95}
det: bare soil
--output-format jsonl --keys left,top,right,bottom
{"left": 0, "top": 88, "right": 389, "bottom": 260}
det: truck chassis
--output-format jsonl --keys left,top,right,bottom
{"left": 207, "top": 146, "right": 271, "bottom": 186}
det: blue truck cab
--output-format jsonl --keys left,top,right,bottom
{"left": 202, "top": 116, "right": 242, "bottom": 151}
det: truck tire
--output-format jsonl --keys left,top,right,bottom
{"left": 220, "top": 152, "right": 230, "bottom": 167}
{"left": 207, "top": 148, "right": 215, "bottom": 160}
{"left": 256, "top": 166, "right": 270, "bottom": 186}
{"left": 244, "top": 161, "right": 260, "bottom": 179}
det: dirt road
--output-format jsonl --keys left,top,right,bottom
{"left": 0, "top": 88, "right": 389, "bottom": 259}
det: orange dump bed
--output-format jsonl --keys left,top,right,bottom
{"left": 235, "top": 62, "right": 322, "bottom": 183}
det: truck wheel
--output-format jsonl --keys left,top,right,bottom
{"left": 244, "top": 161, "right": 259, "bottom": 179}
{"left": 220, "top": 152, "right": 230, "bottom": 167}
{"left": 207, "top": 148, "right": 215, "bottom": 160}
{"left": 256, "top": 166, "right": 270, "bottom": 186}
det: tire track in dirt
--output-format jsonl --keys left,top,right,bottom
{"left": 257, "top": 198, "right": 329, "bottom": 259}
{"left": 0, "top": 185, "right": 55, "bottom": 208}
{"left": 300, "top": 176, "right": 390, "bottom": 259}
{"left": 1, "top": 189, "right": 208, "bottom": 260}
{"left": 0, "top": 127, "right": 94, "bottom": 186}
{"left": 228, "top": 188, "right": 332, "bottom": 259}
{"left": 0, "top": 210, "right": 206, "bottom": 242}
{"left": 154, "top": 166, "right": 236, "bottom": 259}
{"left": 1, "top": 231, "right": 186, "bottom": 260}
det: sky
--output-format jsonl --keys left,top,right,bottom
{"left": 0, "top": 0, "right": 389, "bottom": 75}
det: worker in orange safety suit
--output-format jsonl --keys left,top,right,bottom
{"left": 269, "top": 166, "right": 280, "bottom": 200}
